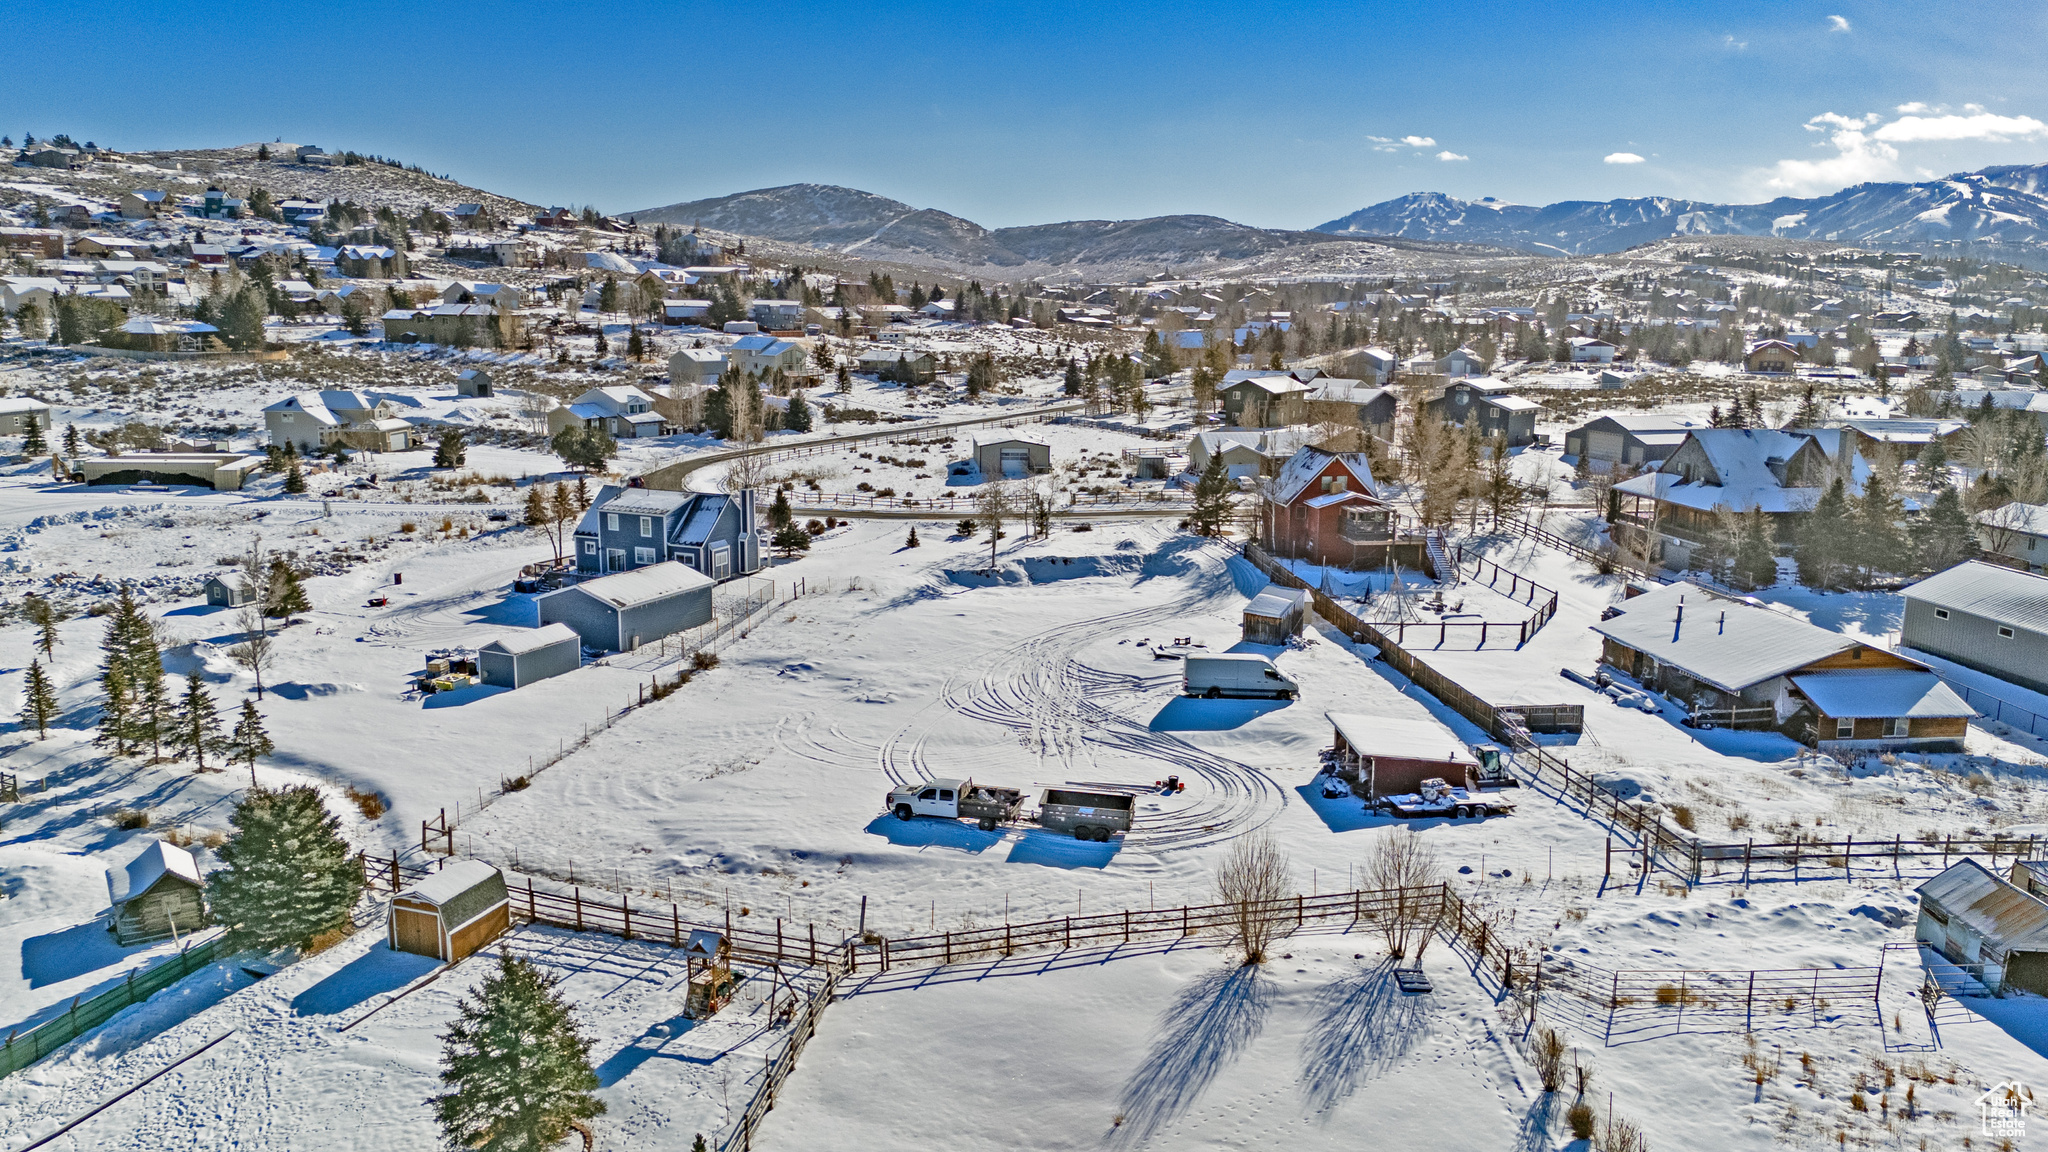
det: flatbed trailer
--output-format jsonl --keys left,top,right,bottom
{"left": 1374, "top": 786, "right": 1514, "bottom": 819}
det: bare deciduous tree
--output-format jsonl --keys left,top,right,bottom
{"left": 226, "top": 610, "right": 275, "bottom": 700}
{"left": 976, "top": 481, "right": 1014, "bottom": 567}
{"left": 1363, "top": 829, "right": 1445, "bottom": 961}
{"left": 721, "top": 451, "right": 769, "bottom": 496}
{"left": 1531, "top": 1026, "right": 1567, "bottom": 1093}
{"left": 1214, "top": 831, "right": 1291, "bottom": 966}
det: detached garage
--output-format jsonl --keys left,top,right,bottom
{"left": 537, "top": 562, "right": 714, "bottom": 653}
{"left": 389, "top": 860, "right": 511, "bottom": 964}
{"left": 477, "top": 622, "right": 581, "bottom": 688}
{"left": 972, "top": 435, "right": 1050, "bottom": 478}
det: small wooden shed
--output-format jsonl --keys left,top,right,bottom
{"left": 1917, "top": 859, "right": 2048, "bottom": 996}
{"left": 683, "top": 928, "right": 735, "bottom": 1019}
{"left": 1243, "top": 586, "right": 1310, "bottom": 645}
{"left": 388, "top": 860, "right": 511, "bottom": 963}
{"left": 204, "top": 573, "right": 258, "bottom": 608}
{"left": 108, "top": 840, "right": 208, "bottom": 945}
{"left": 456, "top": 368, "right": 493, "bottom": 397}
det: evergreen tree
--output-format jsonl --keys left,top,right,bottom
{"left": 22, "top": 593, "right": 62, "bottom": 659}
{"left": 97, "top": 663, "right": 132, "bottom": 755}
{"left": 283, "top": 459, "right": 307, "bottom": 494}
{"left": 904, "top": 525, "right": 920, "bottom": 548}
{"left": 98, "top": 587, "right": 163, "bottom": 758}
{"left": 1189, "top": 452, "right": 1233, "bottom": 536}
{"left": 785, "top": 388, "right": 812, "bottom": 433}
{"left": 432, "top": 952, "right": 605, "bottom": 1152}
{"left": 626, "top": 327, "right": 645, "bottom": 360}
{"left": 19, "top": 660, "right": 56, "bottom": 740}
{"left": 172, "top": 670, "right": 225, "bottom": 771}
{"left": 769, "top": 487, "right": 793, "bottom": 530}
{"left": 1795, "top": 478, "right": 1851, "bottom": 588}
{"left": 1912, "top": 484, "right": 1977, "bottom": 573}
{"left": 228, "top": 699, "right": 273, "bottom": 785}
{"left": 434, "top": 427, "right": 467, "bottom": 469}
{"left": 209, "top": 784, "right": 362, "bottom": 950}
{"left": 550, "top": 427, "right": 616, "bottom": 472}
{"left": 1731, "top": 510, "right": 1777, "bottom": 588}
{"left": 21, "top": 417, "right": 44, "bottom": 456}
{"left": 1853, "top": 472, "right": 1905, "bottom": 584}
{"left": 1915, "top": 437, "right": 1951, "bottom": 489}
{"left": 702, "top": 381, "right": 732, "bottom": 438}
{"left": 771, "top": 522, "right": 812, "bottom": 556}
{"left": 1063, "top": 359, "right": 1083, "bottom": 397}
{"left": 62, "top": 422, "right": 81, "bottom": 456}
{"left": 266, "top": 558, "right": 311, "bottom": 623}
{"left": 597, "top": 276, "right": 620, "bottom": 313}
{"left": 219, "top": 285, "right": 269, "bottom": 351}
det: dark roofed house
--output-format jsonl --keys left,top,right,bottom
{"left": 1424, "top": 379, "right": 1540, "bottom": 447}
{"left": 1593, "top": 580, "right": 1970, "bottom": 749}
{"left": 107, "top": 840, "right": 207, "bottom": 945}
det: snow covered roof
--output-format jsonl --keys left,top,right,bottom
{"left": 1245, "top": 586, "right": 1309, "bottom": 619}
{"left": 1326, "top": 712, "right": 1479, "bottom": 766}
{"left": 108, "top": 840, "right": 203, "bottom": 905}
{"left": 1975, "top": 503, "right": 2048, "bottom": 538}
{"left": 673, "top": 496, "right": 732, "bottom": 546}
{"left": 397, "top": 860, "right": 508, "bottom": 928}
{"left": 1789, "top": 670, "right": 1972, "bottom": 719}
{"left": 549, "top": 562, "right": 713, "bottom": 610}
{"left": 1489, "top": 396, "right": 1542, "bottom": 412}
{"left": 672, "top": 348, "right": 726, "bottom": 363}
{"left": 1590, "top": 581, "right": 1867, "bottom": 692}
{"left": 120, "top": 317, "right": 216, "bottom": 336}
{"left": 973, "top": 434, "right": 1049, "bottom": 449}
{"left": 1901, "top": 561, "right": 2048, "bottom": 632}
{"left": 479, "top": 622, "right": 581, "bottom": 657}
{"left": 603, "top": 488, "right": 692, "bottom": 516}
{"left": 1576, "top": 413, "right": 1707, "bottom": 436}
{"left": 1223, "top": 375, "right": 1316, "bottom": 396}
{"left": 1918, "top": 860, "right": 2048, "bottom": 953}
{"left": 0, "top": 397, "right": 51, "bottom": 414}
{"left": 1271, "top": 446, "right": 1379, "bottom": 505}
{"left": 1612, "top": 471, "right": 1817, "bottom": 515}
{"left": 1191, "top": 430, "right": 1270, "bottom": 453}
{"left": 1841, "top": 418, "right": 1966, "bottom": 444}
{"left": 1302, "top": 490, "right": 1373, "bottom": 509}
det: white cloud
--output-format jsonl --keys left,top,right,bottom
{"left": 1436, "top": 150, "right": 1469, "bottom": 162}
{"left": 1400, "top": 135, "right": 1436, "bottom": 147}
{"left": 1826, "top": 14, "right": 1851, "bottom": 32}
{"left": 1723, "top": 33, "right": 1747, "bottom": 50}
{"left": 1763, "top": 112, "right": 1899, "bottom": 193}
{"left": 1874, "top": 111, "right": 2048, "bottom": 143}
{"left": 1896, "top": 102, "right": 1929, "bottom": 114}
{"left": 1604, "top": 152, "right": 1646, "bottom": 165}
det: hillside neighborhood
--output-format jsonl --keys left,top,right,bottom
{"left": 11, "top": 121, "right": 2048, "bottom": 1152}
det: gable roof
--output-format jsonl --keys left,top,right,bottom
{"left": 547, "top": 561, "right": 713, "bottom": 610}
{"left": 1271, "top": 445, "right": 1379, "bottom": 505}
{"left": 1245, "top": 586, "right": 1309, "bottom": 619}
{"left": 1615, "top": 428, "right": 1852, "bottom": 514}
{"left": 1901, "top": 560, "right": 2048, "bottom": 632}
{"left": 479, "top": 622, "right": 581, "bottom": 657}
{"left": 1918, "top": 859, "right": 2048, "bottom": 952}
{"left": 108, "top": 840, "right": 204, "bottom": 905}
{"left": 1589, "top": 580, "right": 1876, "bottom": 692}
{"left": 601, "top": 487, "right": 693, "bottom": 516}
{"left": 398, "top": 860, "right": 508, "bottom": 928}
{"left": 1789, "top": 669, "right": 1972, "bottom": 719}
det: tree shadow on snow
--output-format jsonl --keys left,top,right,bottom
{"left": 291, "top": 947, "right": 441, "bottom": 1016}
{"left": 1298, "top": 958, "right": 1431, "bottom": 1114}
{"left": 1149, "top": 696, "right": 1289, "bottom": 732}
{"left": 1112, "top": 964, "right": 1271, "bottom": 1145}
{"left": 21, "top": 919, "right": 131, "bottom": 988}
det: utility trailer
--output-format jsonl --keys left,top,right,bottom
{"left": 1371, "top": 777, "right": 1515, "bottom": 820}
{"left": 1035, "top": 788, "right": 1135, "bottom": 842}
{"left": 885, "top": 777, "right": 1026, "bottom": 831}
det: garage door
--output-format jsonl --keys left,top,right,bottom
{"left": 392, "top": 908, "right": 441, "bottom": 958}
{"left": 999, "top": 448, "right": 1031, "bottom": 477}
{"left": 1586, "top": 430, "right": 1626, "bottom": 462}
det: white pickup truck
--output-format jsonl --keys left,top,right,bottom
{"left": 884, "top": 777, "right": 1026, "bottom": 831}
{"left": 1183, "top": 654, "right": 1299, "bottom": 700}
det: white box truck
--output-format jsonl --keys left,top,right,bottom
{"left": 1183, "top": 654, "right": 1298, "bottom": 700}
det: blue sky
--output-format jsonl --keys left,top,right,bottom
{"left": 11, "top": 2, "right": 2048, "bottom": 229}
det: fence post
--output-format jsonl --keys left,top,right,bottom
{"left": 574, "top": 887, "right": 583, "bottom": 931}
{"left": 1844, "top": 835, "right": 1853, "bottom": 880}
{"left": 622, "top": 895, "right": 631, "bottom": 940}
{"left": 528, "top": 879, "right": 536, "bottom": 922}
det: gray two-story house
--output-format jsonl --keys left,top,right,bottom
{"left": 572, "top": 485, "right": 763, "bottom": 580}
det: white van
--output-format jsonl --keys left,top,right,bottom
{"left": 1183, "top": 654, "right": 1299, "bottom": 700}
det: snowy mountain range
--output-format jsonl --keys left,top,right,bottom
{"left": 1313, "top": 164, "right": 2048, "bottom": 259}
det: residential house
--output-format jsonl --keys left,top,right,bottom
{"left": 546, "top": 386, "right": 666, "bottom": 439}
{"left": 1975, "top": 504, "right": 2048, "bottom": 573}
{"left": 1745, "top": 340, "right": 1800, "bottom": 374}
{"left": 1610, "top": 428, "right": 1860, "bottom": 565}
{"left": 0, "top": 396, "right": 52, "bottom": 435}
{"left": 1438, "top": 345, "right": 1489, "bottom": 376}
{"left": 728, "top": 334, "right": 811, "bottom": 379}
{"left": 1339, "top": 346, "right": 1398, "bottom": 386}
{"left": 1568, "top": 336, "right": 1618, "bottom": 364}
{"left": 107, "top": 840, "right": 208, "bottom": 946}
{"left": 294, "top": 145, "right": 330, "bottom": 164}
{"left": 861, "top": 303, "right": 917, "bottom": 326}
{"left": 856, "top": 347, "right": 937, "bottom": 383}
{"left": 1838, "top": 418, "right": 1968, "bottom": 462}
{"left": 1424, "top": 379, "right": 1540, "bottom": 447}
{"left": 1260, "top": 445, "right": 1417, "bottom": 571}
{"left": 1915, "top": 860, "right": 2048, "bottom": 997}
{"left": 539, "top": 562, "right": 715, "bottom": 653}
{"left": 21, "top": 148, "right": 83, "bottom": 169}
{"left": 1593, "top": 580, "right": 1970, "bottom": 748}
{"left": 668, "top": 346, "right": 727, "bottom": 386}
{"left": 440, "top": 281, "right": 525, "bottom": 310}
{"left": 0, "top": 276, "right": 60, "bottom": 315}
{"left": 0, "top": 227, "right": 64, "bottom": 258}
{"left": 1304, "top": 379, "right": 1397, "bottom": 437}
{"left": 200, "top": 187, "right": 244, "bottom": 219}
{"left": 661, "top": 299, "right": 712, "bottom": 325}
{"left": 570, "top": 485, "right": 762, "bottom": 579}
{"left": 381, "top": 304, "right": 521, "bottom": 348}
{"left": 749, "top": 300, "right": 804, "bottom": 331}
{"left": 70, "top": 235, "right": 154, "bottom": 259}
{"left": 264, "top": 390, "right": 413, "bottom": 452}
{"left": 1219, "top": 375, "right": 1316, "bottom": 427}
{"left": 1900, "top": 560, "right": 2048, "bottom": 694}
{"left": 1187, "top": 427, "right": 1311, "bottom": 479}
{"left": 971, "top": 435, "right": 1051, "bottom": 478}
{"left": 111, "top": 317, "right": 220, "bottom": 353}
{"left": 335, "top": 245, "right": 407, "bottom": 279}
{"left": 118, "top": 189, "right": 167, "bottom": 219}
{"left": 1561, "top": 414, "right": 1708, "bottom": 469}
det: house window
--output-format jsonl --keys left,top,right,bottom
{"left": 1887, "top": 717, "right": 1911, "bottom": 738}
{"left": 2000, "top": 627, "right": 2016, "bottom": 639}
{"left": 1836, "top": 719, "right": 1854, "bottom": 739}
{"left": 1934, "top": 609, "right": 1949, "bottom": 620}
{"left": 634, "top": 547, "right": 656, "bottom": 565}
{"left": 640, "top": 516, "right": 653, "bottom": 537}
{"left": 582, "top": 540, "right": 595, "bottom": 555}
{"left": 606, "top": 513, "right": 619, "bottom": 532}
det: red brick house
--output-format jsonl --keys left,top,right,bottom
{"left": 1261, "top": 446, "right": 1421, "bottom": 569}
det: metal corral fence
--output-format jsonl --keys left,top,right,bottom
{"left": 0, "top": 935, "right": 223, "bottom": 1079}
{"left": 1935, "top": 676, "right": 2048, "bottom": 738}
